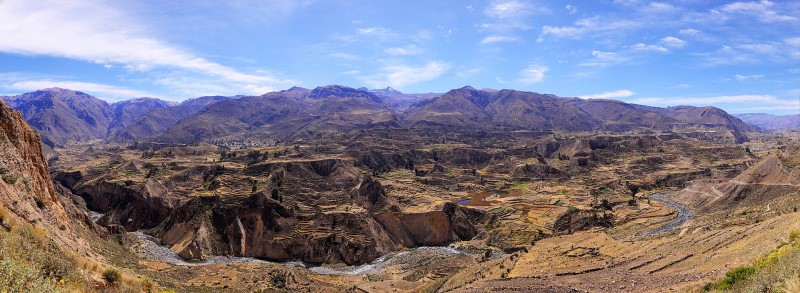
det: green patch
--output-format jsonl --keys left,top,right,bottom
{"left": 488, "top": 207, "right": 504, "bottom": 213}
{"left": 511, "top": 182, "right": 528, "bottom": 189}
{"left": 33, "top": 197, "right": 45, "bottom": 209}
{"left": 703, "top": 266, "right": 755, "bottom": 291}
{"left": 2, "top": 175, "right": 17, "bottom": 185}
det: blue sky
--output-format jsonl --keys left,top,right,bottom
{"left": 0, "top": 0, "right": 798, "bottom": 114}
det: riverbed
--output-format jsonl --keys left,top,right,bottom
{"left": 640, "top": 192, "right": 693, "bottom": 236}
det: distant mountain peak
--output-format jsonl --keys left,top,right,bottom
{"left": 309, "top": 85, "right": 379, "bottom": 100}
{"left": 285, "top": 86, "right": 310, "bottom": 92}
{"left": 370, "top": 87, "right": 402, "bottom": 95}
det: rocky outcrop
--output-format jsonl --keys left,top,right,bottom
{"left": 153, "top": 192, "right": 485, "bottom": 265}
{"left": 63, "top": 157, "right": 487, "bottom": 265}
{"left": 66, "top": 179, "right": 179, "bottom": 231}
{"left": 0, "top": 100, "right": 67, "bottom": 224}
{"left": 153, "top": 189, "right": 484, "bottom": 265}
{"left": 375, "top": 203, "right": 486, "bottom": 248}
{"left": 552, "top": 209, "right": 613, "bottom": 234}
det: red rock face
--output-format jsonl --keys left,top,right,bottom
{"left": 400, "top": 211, "right": 452, "bottom": 246}
{"left": 0, "top": 99, "right": 69, "bottom": 228}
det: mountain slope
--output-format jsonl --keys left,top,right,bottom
{"left": 116, "top": 95, "right": 230, "bottom": 140}
{"left": 108, "top": 97, "right": 175, "bottom": 135}
{"left": 736, "top": 113, "right": 800, "bottom": 131}
{"left": 403, "top": 87, "right": 599, "bottom": 131}
{"left": 659, "top": 106, "right": 755, "bottom": 132}
{"left": 566, "top": 98, "right": 679, "bottom": 131}
{"left": 2, "top": 88, "right": 113, "bottom": 146}
{"left": 156, "top": 85, "right": 400, "bottom": 143}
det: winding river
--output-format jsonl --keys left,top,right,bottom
{"left": 640, "top": 192, "right": 693, "bottom": 236}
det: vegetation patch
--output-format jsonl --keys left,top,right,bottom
{"left": 703, "top": 230, "right": 800, "bottom": 292}
{"left": 2, "top": 175, "right": 17, "bottom": 185}
{"left": 0, "top": 222, "right": 84, "bottom": 292}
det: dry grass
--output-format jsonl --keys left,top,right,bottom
{"left": 702, "top": 230, "right": 800, "bottom": 292}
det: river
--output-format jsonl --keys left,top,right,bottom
{"left": 640, "top": 192, "right": 693, "bottom": 236}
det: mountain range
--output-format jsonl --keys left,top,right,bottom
{"left": 1, "top": 85, "right": 777, "bottom": 146}
{"left": 735, "top": 113, "right": 800, "bottom": 131}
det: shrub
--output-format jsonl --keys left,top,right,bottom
{"left": 33, "top": 197, "right": 45, "bottom": 209}
{"left": 102, "top": 269, "right": 121, "bottom": 285}
{"left": 0, "top": 203, "right": 12, "bottom": 230}
{"left": 704, "top": 266, "right": 756, "bottom": 291}
{"left": 789, "top": 230, "right": 800, "bottom": 242}
{"left": 2, "top": 175, "right": 17, "bottom": 185}
{"left": 0, "top": 224, "right": 83, "bottom": 291}
{"left": 0, "top": 259, "right": 62, "bottom": 293}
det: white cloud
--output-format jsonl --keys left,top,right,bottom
{"left": 679, "top": 28, "right": 701, "bottom": 37}
{"left": 327, "top": 52, "right": 360, "bottom": 60}
{"left": 579, "top": 50, "right": 632, "bottom": 67}
{"left": 786, "top": 37, "right": 800, "bottom": 59}
{"left": 738, "top": 43, "right": 778, "bottom": 54}
{"left": 631, "top": 94, "right": 784, "bottom": 105}
{"left": 670, "top": 84, "right": 691, "bottom": 89}
{"left": 660, "top": 36, "right": 687, "bottom": 48}
{"left": 384, "top": 45, "right": 423, "bottom": 56}
{"left": 456, "top": 66, "right": 481, "bottom": 78}
{"left": 538, "top": 17, "right": 638, "bottom": 42}
{"left": 694, "top": 45, "right": 756, "bottom": 66}
{"left": 481, "top": 36, "right": 519, "bottom": 44}
{"left": 640, "top": 2, "right": 679, "bottom": 14}
{"left": 695, "top": 40, "right": 798, "bottom": 66}
{"left": 632, "top": 94, "right": 800, "bottom": 113}
{"left": 565, "top": 4, "right": 577, "bottom": 14}
{"left": 515, "top": 65, "right": 548, "bottom": 85}
{"left": 355, "top": 27, "right": 397, "bottom": 41}
{"left": 579, "top": 90, "right": 635, "bottom": 100}
{"left": 485, "top": 0, "right": 539, "bottom": 20}
{"left": 631, "top": 43, "right": 669, "bottom": 52}
{"left": 720, "top": 0, "right": 798, "bottom": 23}
{"left": 361, "top": 61, "right": 451, "bottom": 89}
{"left": 0, "top": 0, "right": 294, "bottom": 94}
{"left": 482, "top": 0, "right": 547, "bottom": 33}
{"left": 786, "top": 37, "right": 800, "bottom": 47}
{"left": 734, "top": 74, "right": 764, "bottom": 81}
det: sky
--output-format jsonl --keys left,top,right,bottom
{"left": 0, "top": 0, "right": 798, "bottom": 114}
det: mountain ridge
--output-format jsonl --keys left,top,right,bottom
{"left": 3, "top": 86, "right": 758, "bottom": 145}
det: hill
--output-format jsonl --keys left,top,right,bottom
{"left": 115, "top": 95, "right": 230, "bottom": 140}
{"left": 736, "top": 113, "right": 800, "bottom": 131}
{"left": 3, "top": 86, "right": 759, "bottom": 146}
{"left": 156, "top": 85, "right": 400, "bottom": 143}
{"left": 1, "top": 88, "right": 114, "bottom": 146}
{"left": 1, "top": 88, "right": 176, "bottom": 146}
{"left": 108, "top": 97, "right": 175, "bottom": 135}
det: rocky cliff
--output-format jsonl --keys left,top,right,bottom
{"left": 0, "top": 100, "right": 66, "bottom": 221}
{"left": 57, "top": 158, "right": 487, "bottom": 265}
